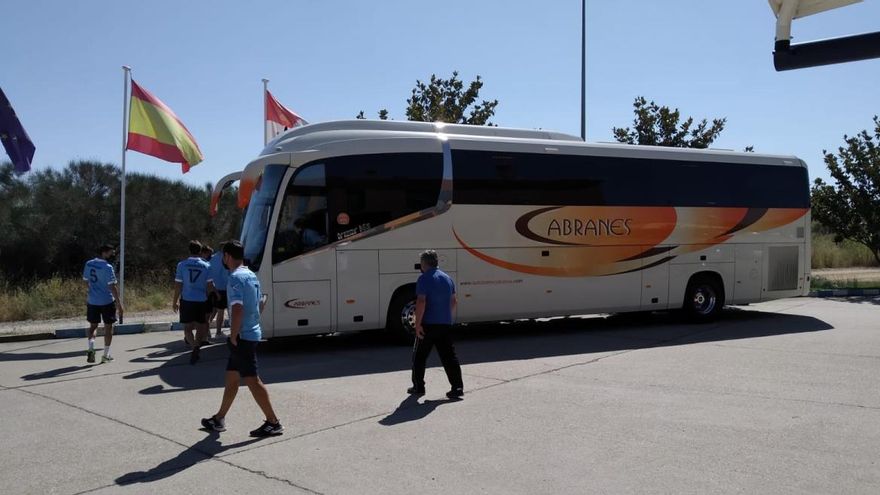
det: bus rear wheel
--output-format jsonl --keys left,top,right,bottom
{"left": 387, "top": 287, "right": 417, "bottom": 343}
{"left": 683, "top": 275, "right": 724, "bottom": 322}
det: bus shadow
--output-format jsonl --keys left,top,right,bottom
{"left": 128, "top": 308, "right": 833, "bottom": 395}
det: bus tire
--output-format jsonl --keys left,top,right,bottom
{"left": 387, "top": 286, "right": 417, "bottom": 343}
{"left": 683, "top": 274, "right": 724, "bottom": 322}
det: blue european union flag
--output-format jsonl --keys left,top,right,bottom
{"left": 0, "top": 87, "right": 35, "bottom": 174}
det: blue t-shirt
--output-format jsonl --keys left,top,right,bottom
{"left": 175, "top": 257, "right": 211, "bottom": 302}
{"left": 83, "top": 258, "right": 117, "bottom": 306}
{"left": 228, "top": 266, "right": 262, "bottom": 341}
{"left": 416, "top": 268, "right": 456, "bottom": 325}
{"left": 207, "top": 251, "right": 229, "bottom": 291}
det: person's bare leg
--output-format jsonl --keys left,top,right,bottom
{"left": 103, "top": 323, "right": 113, "bottom": 347}
{"left": 215, "top": 309, "right": 225, "bottom": 336}
{"left": 215, "top": 371, "right": 240, "bottom": 419}
{"left": 86, "top": 323, "right": 98, "bottom": 361}
{"left": 184, "top": 324, "right": 195, "bottom": 347}
{"left": 196, "top": 323, "right": 209, "bottom": 344}
{"left": 244, "top": 376, "right": 279, "bottom": 423}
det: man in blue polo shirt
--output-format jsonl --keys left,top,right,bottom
{"left": 83, "top": 244, "right": 124, "bottom": 364}
{"left": 173, "top": 240, "right": 211, "bottom": 364}
{"left": 207, "top": 242, "right": 229, "bottom": 339}
{"left": 201, "top": 240, "right": 283, "bottom": 437}
{"left": 409, "top": 249, "right": 464, "bottom": 399}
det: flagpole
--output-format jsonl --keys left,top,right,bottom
{"left": 580, "top": 0, "right": 586, "bottom": 141}
{"left": 120, "top": 65, "right": 131, "bottom": 317}
{"left": 262, "top": 78, "right": 269, "bottom": 146}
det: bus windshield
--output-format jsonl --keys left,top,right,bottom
{"left": 240, "top": 164, "right": 287, "bottom": 271}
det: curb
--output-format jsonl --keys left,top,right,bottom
{"left": 0, "top": 332, "right": 56, "bottom": 343}
{"left": 809, "top": 289, "right": 880, "bottom": 297}
{"left": 55, "top": 322, "right": 187, "bottom": 339}
{"left": 1, "top": 319, "right": 225, "bottom": 343}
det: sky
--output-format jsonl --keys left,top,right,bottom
{"left": 1, "top": 0, "right": 879, "bottom": 189}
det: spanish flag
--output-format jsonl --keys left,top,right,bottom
{"left": 127, "top": 80, "right": 203, "bottom": 173}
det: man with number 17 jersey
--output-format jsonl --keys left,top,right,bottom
{"left": 173, "top": 241, "right": 211, "bottom": 364}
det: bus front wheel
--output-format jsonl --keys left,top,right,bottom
{"left": 387, "top": 287, "right": 417, "bottom": 343}
{"left": 683, "top": 275, "right": 724, "bottom": 322}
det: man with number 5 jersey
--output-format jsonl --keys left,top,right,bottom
{"left": 83, "top": 244, "right": 124, "bottom": 364}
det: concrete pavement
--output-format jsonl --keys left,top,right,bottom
{"left": 1, "top": 297, "right": 879, "bottom": 494}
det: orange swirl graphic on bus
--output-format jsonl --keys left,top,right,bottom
{"left": 455, "top": 206, "right": 809, "bottom": 277}
{"left": 453, "top": 229, "right": 639, "bottom": 277}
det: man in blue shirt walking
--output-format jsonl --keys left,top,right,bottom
{"left": 409, "top": 250, "right": 464, "bottom": 399}
{"left": 201, "top": 240, "right": 283, "bottom": 437}
{"left": 83, "top": 244, "right": 124, "bottom": 364}
{"left": 207, "top": 243, "right": 229, "bottom": 339}
{"left": 173, "top": 240, "right": 211, "bottom": 364}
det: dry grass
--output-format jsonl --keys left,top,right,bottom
{"left": 0, "top": 273, "right": 169, "bottom": 322}
{"left": 811, "top": 234, "right": 878, "bottom": 269}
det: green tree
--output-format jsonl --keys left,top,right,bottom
{"left": 613, "top": 96, "right": 726, "bottom": 148}
{"left": 358, "top": 71, "right": 498, "bottom": 125}
{"left": 811, "top": 116, "right": 880, "bottom": 264}
{"left": 0, "top": 160, "right": 241, "bottom": 285}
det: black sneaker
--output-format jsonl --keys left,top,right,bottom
{"left": 201, "top": 415, "right": 226, "bottom": 432}
{"left": 190, "top": 347, "right": 200, "bottom": 365}
{"left": 446, "top": 388, "right": 464, "bottom": 399}
{"left": 407, "top": 386, "right": 425, "bottom": 396}
{"left": 249, "top": 420, "right": 284, "bottom": 437}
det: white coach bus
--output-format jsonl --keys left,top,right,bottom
{"left": 232, "top": 120, "right": 810, "bottom": 339}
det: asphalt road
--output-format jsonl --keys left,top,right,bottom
{"left": 1, "top": 297, "right": 878, "bottom": 494}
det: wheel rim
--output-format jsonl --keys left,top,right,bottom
{"left": 400, "top": 300, "right": 416, "bottom": 334}
{"left": 691, "top": 285, "right": 717, "bottom": 315}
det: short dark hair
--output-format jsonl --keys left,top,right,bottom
{"left": 223, "top": 240, "right": 244, "bottom": 260}
{"left": 98, "top": 244, "right": 115, "bottom": 256}
{"left": 420, "top": 249, "right": 439, "bottom": 269}
{"left": 201, "top": 245, "right": 213, "bottom": 254}
{"left": 188, "top": 240, "right": 202, "bottom": 255}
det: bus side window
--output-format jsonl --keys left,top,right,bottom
{"left": 326, "top": 153, "right": 443, "bottom": 241}
{"left": 272, "top": 164, "right": 329, "bottom": 265}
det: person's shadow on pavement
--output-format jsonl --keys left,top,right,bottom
{"left": 115, "top": 431, "right": 261, "bottom": 486}
{"left": 21, "top": 365, "right": 95, "bottom": 381}
{"left": 379, "top": 395, "right": 455, "bottom": 426}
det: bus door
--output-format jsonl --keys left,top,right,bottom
{"left": 324, "top": 142, "right": 446, "bottom": 332}
{"left": 270, "top": 163, "right": 335, "bottom": 335}
{"left": 336, "top": 249, "right": 379, "bottom": 332}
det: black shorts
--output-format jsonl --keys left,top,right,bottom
{"left": 212, "top": 290, "right": 228, "bottom": 310}
{"left": 179, "top": 300, "right": 207, "bottom": 324}
{"left": 87, "top": 303, "right": 117, "bottom": 324}
{"left": 226, "top": 338, "right": 259, "bottom": 377}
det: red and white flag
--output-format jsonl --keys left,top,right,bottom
{"left": 265, "top": 90, "right": 307, "bottom": 143}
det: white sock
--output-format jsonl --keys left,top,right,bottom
{"left": 103, "top": 345, "right": 111, "bottom": 357}
{"left": 88, "top": 339, "right": 95, "bottom": 351}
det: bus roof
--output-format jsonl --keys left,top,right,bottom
{"left": 260, "top": 119, "right": 804, "bottom": 167}
{"left": 261, "top": 120, "right": 581, "bottom": 153}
